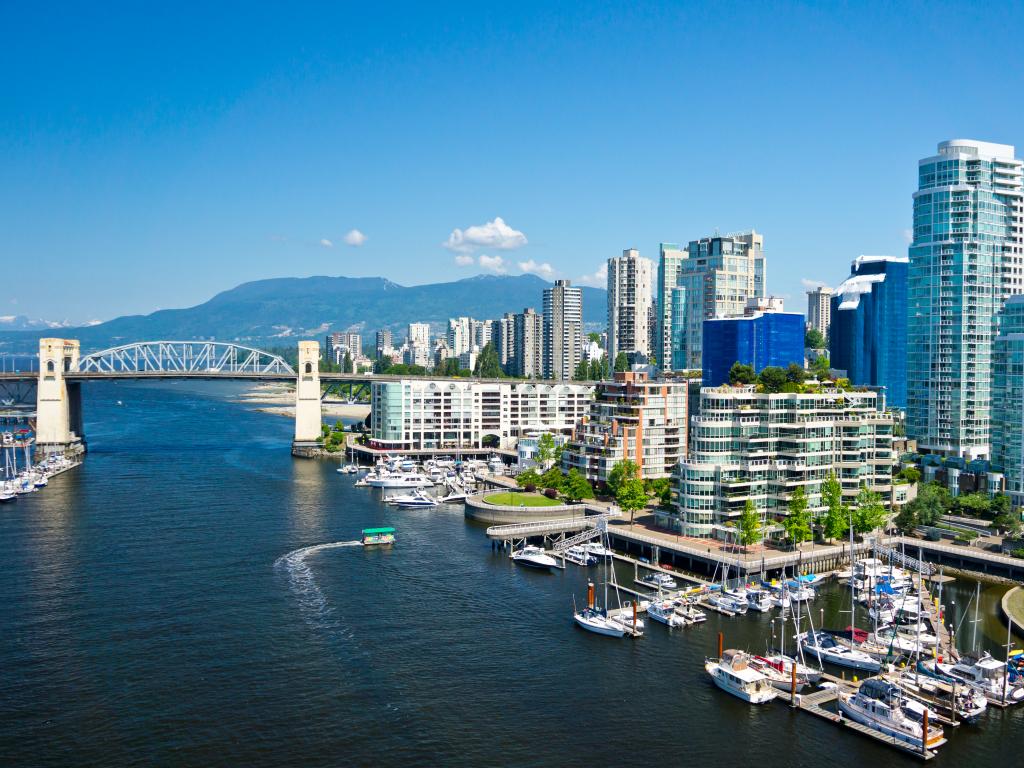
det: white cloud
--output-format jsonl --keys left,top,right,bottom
{"left": 800, "top": 278, "right": 828, "bottom": 290}
{"left": 478, "top": 254, "right": 507, "bottom": 274}
{"left": 902, "top": 228, "right": 913, "bottom": 245}
{"left": 454, "top": 254, "right": 475, "bottom": 266}
{"left": 319, "top": 238, "right": 334, "bottom": 248}
{"left": 444, "top": 216, "right": 527, "bottom": 253}
{"left": 344, "top": 229, "right": 367, "bottom": 247}
{"left": 577, "top": 263, "right": 608, "bottom": 287}
{"left": 518, "top": 259, "right": 556, "bottom": 279}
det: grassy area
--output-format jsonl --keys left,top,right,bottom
{"left": 484, "top": 492, "right": 562, "bottom": 507}
{"left": 1007, "top": 588, "right": 1024, "bottom": 629}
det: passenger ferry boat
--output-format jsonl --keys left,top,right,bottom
{"left": 361, "top": 527, "right": 396, "bottom": 546}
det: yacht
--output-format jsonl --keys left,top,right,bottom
{"left": 928, "top": 652, "right": 1024, "bottom": 704}
{"left": 746, "top": 589, "right": 772, "bottom": 612}
{"left": 0, "top": 484, "right": 16, "bottom": 503}
{"left": 675, "top": 603, "right": 706, "bottom": 624}
{"left": 336, "top": 464, "right": 359, "bottom": 474}
{"left": 708, "top": 591, "right": 748, "bottom": 615}
{"left": 563, "top": 546, "right": 598, "bottom": 567}
{"left": 647, "top": 599, "right": 687, "bottom": 628}
{"left": 753, "top": 652, "right": 822, "bottom": 685}
{"left": 582, "top": 541, "right": 614, "bottom": 560}
{"left": 784, "top": 580, "right": 816, "bottom": 602}
{"left": 894, "top": 673, "right": 988, "bottom": 722}
{"left": 366, "top": 472, "right": 434, "bottom": 489}
{"left": 705, "top": 649, "right": 779, "bottom": 704}
{"left": 574, "top": 607, "right": 626, "bottom": 637}
{"left": 393, "top": 490, "right": 439, "bottom": 509}
{"left": 610, "top": 605, "right": 645, "bottom": 635}
{"left": 640, "top": 572, "right": 678, "bottom": 590}
{"left": 748, "top": 655, "right": 810, "bottom": 692}
{"left": 796, "top": 631, "right": 881, "bottom": 672}
{"left": 512, "top": 545, "right": 558, "bottom": 570}
{"left": 837, "top": 679, "right": 946, "bottom": 751}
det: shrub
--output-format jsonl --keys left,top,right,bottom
{"left": 543, "top": 488, "right": 559, "bottom": 500}
{"left": 524, "top": 483, "right": 537, "bottom": 493}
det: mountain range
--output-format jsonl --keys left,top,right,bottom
{"left": 0, "top": 274, "right": 607, "bottom": 353}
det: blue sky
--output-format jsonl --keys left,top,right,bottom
{"left": 4, "top": 1, "right": 1024, "bottom": 323}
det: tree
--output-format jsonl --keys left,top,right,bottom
{"left": 373, "top": 356, "right": 393, "bottom": 374}
{"left": 473, "top": 343, "right": 503, "bottom": 379}
{"left": 893, "top": 504, "right": 919, "bottom": 534}
{"left": 438, "top": 358, "right": 460, "bottom": 377}
{"left": 516, "top": 469, "right": 541, "bottom": 489}
{"left": 607, "top": 459, "right": 639, "bottom": 497}
{"left": 853, "top": 485, "right": 888, "bottom": 534}
{"left": 809, "top": 354, "right": 831, "bottom": 381}
{"left": 757, "top": 366, "right": 788, "bottom": 393}
{"left": 820, "top": 473, "right": 847, "bottom": 542}
{"left": 737, "top": 499, "right": 763, "bottom": 550}
{"left": 905, "top": 482, "right": 950, "bottom": 527}
{"left": 535, "top": 433, "right": 556, "bottom": 468}
{"left": 614, "top": 352, "right": 629, "bottom": 372}
{"left": 564, "top": 469, "right": 595, "bottom": 502}
{"left": 588, "top": 358, "right": 605, "bottom": 381}
{"left": 898, "top": 466, "right": 921, "bottom": 484}
{"left": 782, "top": 486, "right": 813, "bottom": 546}
{"left": 574, "top": 359, "right": 590, "bottom": 381}
{"left": 617, "top": 476, "right": 648, "bottom": 524}
{"left": 805, "top": 328, "right": 826, "bottom": 349}
{"left": 539, "top": 466, "right": 565, "bottom": 491}
{"left": 785, "top": 363, "right": 807, "bottom": 385}
{"left": 952, "top": 492, "right": 991, "bottom": 519}
{"left": 342, "top": 352, "right": 353, "bottom": 374}
{"left": 587, "top": 332, "right": 601, "bottom": 343}
{"left": 729, "top": 362, "right": 756, "bottom": 385}
{"left": 645, "top": 477, "right": 673, "bottom": 507}
{"left": 992, "top": 511, "right": 1022, "bottom": 537}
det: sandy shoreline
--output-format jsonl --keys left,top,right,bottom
{"left": 235, "top": 383, "right": 369, "bottom": 420}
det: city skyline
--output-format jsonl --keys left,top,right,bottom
{"left": 6, "top": 4, "right": 1024, "bottom": 323}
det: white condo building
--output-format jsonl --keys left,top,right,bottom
{"left": 806, "top": 286, "right": 833, "bottom": 340}
{"left": 543, "top": 279, "right": 583, "bottom": 381}
{"left": 607, "top": 248, "right": 654, "bottom": 362}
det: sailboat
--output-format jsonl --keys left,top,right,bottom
{"left": 573, "top": 520, "right": 642, "bottom": 637}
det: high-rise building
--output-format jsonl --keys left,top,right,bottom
{"left": 907, "top": 139, "right": 1024, "bottom": 459}
{"left": 493, "top": 313, "right": 516, "bottom": 369}
{"left": 667, "top": 385, "right": 894, "bottom": 538}
{"left": 829, "top": 255, "right": 909, "bottom": 409}
{"left": 562, "top": 370, "right": 687, "bottom": 483}
{"left": 374, "top": 330, "right": 393, "bottom": 359}
{"left": 447, "top": 317, "right": 472, "bottom": 356}
{"left": 992, "top": 295, "right": 1024, "bottom": 506}
{"left": 658, "top": 232, "right": 765, "bottom": 371}
{"left": 512, "top": 308, "right": 544, "bottom": 378}
{"left": 407, "top": 323, "right": 430, "bottom": 348}
{"left": 701, "top": 299, "right": 804, "bottom": 386}
{"left": 326, "top": 331, "right": 360, "bottom": 363}
{"left": 470, "top": 319, "right": 493, "bottom": 352}
{"left": 543, "top": 279, "right": 583, "bottom": 381}
{"left": 607, "top": 248, "right": 654, "bottom": 362}
{"left": 806, "top": 286, "right": 833, "bottom": 341}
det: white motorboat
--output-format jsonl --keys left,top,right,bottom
{"left": 675, "top": 603, "right": 707, "bottom": 624}
{"left": 336, "top": 464, "right": 359, "bottom": 474}
{"left": 582, "top": 541, "right": 613, "bottom": 560}
{"left": 796, "top": 631, "right": 881, "bottom": 672}
{"left": 574, "top": 607, "right": 625, "bottom": 637}
{"left": 705, "top": 649, "right": 779, "bottom": 704}
{"left": 0, "top": 485, "right": 16, "bottom": 503}
{"left": 640, "top": 572, "right": 677, "bottom": 590}
{"left": 366, "top": 472, "right": 434, "bottom": 489}
{"left": 746, "top": 589, "right": 772, "bottom": 612}
{"left": 647, "top": 599, "right": 687, "bottom": 628}
{"left": 512, "top": 545, "right": 558, "bottom": 570}
{"left": 610, "top": 605, "right": 645, "bottom": 635}
{"left": 932, "top": 652, "right": 1024, "bottom": 704}
{"left": 393, "top": 490, "right": 439, "bottom": 509}
{"left": 753, "top": 653, "right": 822, "bottom": 685}
{"left": 563, "top": 546, "right": 598, "bottom": 567}
{"left": 708, "top": 592, "right": 748, "bottom": 615}
{"left": 837, "top": 679, "right": 946, "bottom": 751}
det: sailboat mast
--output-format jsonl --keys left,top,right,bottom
{"left": 972, "top": 580, "right": 981, "bottom": 653}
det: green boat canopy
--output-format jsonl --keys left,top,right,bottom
{"left": 362, "top": 527, "right": 396, "bottom": 535}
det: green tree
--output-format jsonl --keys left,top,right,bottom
{"left": 616, "top": 476, "right": 648, "bottom": 524}
{"left": 820, "top": 473, "right": 847, "bottom": 542}
{"left": 342, "top": 352, "right": 353, "bottom": 373}
{"left": 785, "top": 363, "right": 807, "bottom": 385}
{"left": 737, "top": 499, "right": 763, "bottom": 550}
{"left": 587, "top": 332, "right": 601, "bottom": 343}
{"left": 473, "top": 342, "right": 504, "bottom": 378}
{"left": 757, "top": 366, "right": 788, "bottom": 393}
{"left": 893, "top": 504, "right": 919, "bottom": 534}
{"left": 645, "top": 477, "right": 673, "bottom": 507}
{"left": 809, "top": 354, "right": 831, "bottom": 381}
{"left": 607, "top": 459, "right": 639, "bottom": 497}
{"left": 992, "top": 493, "right": 1011, "bottom": 517}
{"left": 574, "top": 359, "right": 590, "bottom": 380}
{"left": 373, "top": 356, "right": 393, "bottom": 374}
{"left": 952, "top": 492, "right": 991, "bottom": 519}
{"left": 564, "top": 469, "right": 595, "bottom": 502}
{"left": 905, "top": 482, "right": 950, "bottom": 527}
{"left": 539, "top": 466, "right": 565, "bottom": 491}
{"left": 438, "top": 358, "right": 460, "bottom": 377}
{"left": 805, "top": 328, "right": 826, "bottom": 349}
{"left": 614, "top": 352, "right": 629, "bottom": 372}
{"left": 853, "top": 485, "right": 888, "bottom": 534}
{"left": 516, "top": 469, "right": 541, "bottom": 488}
{"left": 729, "top": 362, "right": 756, "bottom": 385}
{"left": 588, "top": 358, "right": 605, "bottom": 381}
{"left": 992, "top": 511, "right": 1022, "bottom": 537}
{"left": 898, "top": 466, "right": 921, "bottom": 484}
{"left": 782, "top": 486, "right": 813, "bottom": 546}
{"left": 535, "top": 433, "right": 556, "bottom": 468}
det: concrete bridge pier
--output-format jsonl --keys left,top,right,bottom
{"left": 292, "top": 340, "right": 323, "bottom": 457}
{"left": 35, "top": 338, "right": 85, "bottom": 456}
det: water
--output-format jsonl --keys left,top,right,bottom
{"left": 2, "top": 380, "right": 1022, "bottom": 767}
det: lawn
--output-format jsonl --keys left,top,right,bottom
{"left": 484, "top": 491, "right": 562, "bottom": 507}
{"left": 1007, "top": 587, "right": 1024, "bottom": 629}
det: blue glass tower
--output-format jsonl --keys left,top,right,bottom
{"left": 702, "top": 309, "right": 804, "bottom": 386}
{"left": 829, "top": 255, "right": 909, "bottom": 409}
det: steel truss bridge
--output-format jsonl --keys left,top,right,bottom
{"left": 76, "top": 341, "right": 296, "bottom": 377}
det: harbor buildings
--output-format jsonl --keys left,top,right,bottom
{"left": 829, "top": 255, "right": 909, "bottom": 409}
{"left": 369, "top": 379, "right": 593, "bottom": 451}
{"left": 992, "top": 295, "right": 1024, "bottom": 506}
{"left": 657, "top": 232, "right": 766, "bottom": 371}
{"left": 513, "top": 308, "right": 545, "bottom": 378}
{"left": 561, "top": 370, "right": 687, "bottom": 484}
{"left": 701, "top": 298, "right": 804, "bottom": 386}
{"left": 607, "top": 248, "right": 654, "bottom": 362}
{"left": 665, "top": 385, "right": 894, "bottom": 538}
{"left": 907, "top": 139, "right": 1024, "bottom": 460}
{"left": 543, "top": 279, "right": 583, "bottom": 381}
{"left": 806, "top": 286, "right": 833, "bottom": 341}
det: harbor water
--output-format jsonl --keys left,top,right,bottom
{"left": 2, "top": 380, "right": 1022, "bottom": 767}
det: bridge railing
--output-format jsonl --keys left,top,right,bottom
{"left": 77, "top": 341, "right": 295, "bottom": 375}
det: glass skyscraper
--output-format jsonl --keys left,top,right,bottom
{"left": 907, "top": 140, "right": 1024, "bottom": 459}
{"left": 992, "top": 296, "right": 1024, "bottom": 506}
{"left": 829, "top": 255, "right": 909, "bottom": 409}
{"left": 656, "top": 232, "right": 765, "bottom": 371}
{"left": 701, "top": 307, "right": 804, "bottom": 387}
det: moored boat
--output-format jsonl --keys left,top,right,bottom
{"left": 512, "top": 545, "right": 558, "bottom": 570}
{"left": 705, "top": 649, "right": 779, "bottom": 704}
{"left": 837, "top": 679, "right": 946, "bottom": 751}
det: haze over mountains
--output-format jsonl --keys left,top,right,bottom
{"left": 0, "top": 274, "right": 607, "bottom": 353}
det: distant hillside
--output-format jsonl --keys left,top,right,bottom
{"left": 0, "top": 274, "right": 607, "bottom": 353}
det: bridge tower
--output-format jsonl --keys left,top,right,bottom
{"left": 35, "top": 338, "right": 85, "bottom": 456}
{"left": 292, "top": 340, "right": 322, "bottom": 455}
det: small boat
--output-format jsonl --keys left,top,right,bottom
{"left": 675, "top": 603, "right": 707, "bottom": 624}
{"left": 754, "top": 652, "right": 822, "bottom": 685}
{"left": 746, "top": 589, "right": 772, "bottom": 612}
{"left": 361, "top": 527, "right": 396, "bottom": 546}
{"left": 647, "top": 599, "right": 687, "bottom": 628}
{"left": 0, "top": 486, "right": 16, "bottom": 503}
{"left": 610, "top": 604, "right": 645, "bottom": 635}
{"left": 925, "top": 652, "right": 1024, "bottom": 704}
{"left": 797, "top": 631, "right": 881, "bottom": 672}
{"left": 641, "top": 572, "right": 678, "bottom": 590}
{"left": 563, "top": 546, "right": 598, "bottom": 567}
{"left": 394, "top": 490, "right": 439, "bottom": 509}
{"left": 748, "top": 655, "right": 810, "bottom": 692}
{"left": 336, "top": 464, "right": 359, "bottom": 474}
{"left": 368, "top": 472, "right": 434, "bottom": 489}
{"left": 705, "top": 649, "right": 779, "bottom": 704}
{"left": 574, "top": 607, "right": 625, "bottom": 637}
{"left": 582, "top": 541, "right": 613, "bottom": 560}
{"left": 837, "top": 679, "right": 946, "bottom": 751}
{"left": 512, "top": 545, "right": 558, "bottom": 570}
{"left": 894, "top": 673, "right": 988, "bottom": 722}
{"left": 708, "top": 592, "right": 748, "bottom": 615}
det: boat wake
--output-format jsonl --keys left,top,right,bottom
{"left": 274, "top": 541, "right": 362, "bottom": 631}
